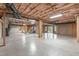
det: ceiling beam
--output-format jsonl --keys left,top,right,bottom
{"left": 21, "top": 14, "right": 47, "bottom": 21}
{"left": 42, "top": 5, "right": 79, "bottom": 19}
{"left": 32, "top": 4, "right": 57, "bottom": 17}
{"left": 22, "top": 3, "right": 31, "bottom": 14}
{"left": 18, "top": 3, "right": 22, "bottom": 10}
{"left": 27, "top": 4, "right": 41, "bottom": 15}
{"left": 40, "top": 4, "right": 75, "bottom": 18}
{"left": 26, "top": 4, "right": 40, "bottom": 15}
{"left": 21, "top": 3, "right": 30, "bottom": 13}
{"left": 31, "top": 4, "right": 55, "bottom": 17}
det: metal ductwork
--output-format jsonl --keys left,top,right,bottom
{"left": 5, "top": 3, "right": 21, "bottom": 19}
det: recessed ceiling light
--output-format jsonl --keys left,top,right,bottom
{"left": 50, "top": 14, "right": 63, "bottom": 19}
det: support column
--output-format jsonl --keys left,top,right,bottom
{"left": 25, "top": 25, "right": 27, "bottom": 33}
{"left": 22, "top": 24, "right": 27, "bottom": 33}
{"left": 36, "top": 20, "right": 43, "bottom": 38}
{"left": 24, "top": 24, "right": 27, "bottom": 33}
{"left": 77, "top": 15, "right": 79, "bottom": 42}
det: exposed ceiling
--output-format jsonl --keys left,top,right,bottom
{"left": 0, "top": 3, "right": 79, "bottom": 23}
{"left": 0, "top": 3, "right": 7, "bottom": 17}
{"left": 14, "top": 3, "right": 79, "bottom": 23}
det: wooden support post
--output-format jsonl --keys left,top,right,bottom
{"left": 25, "top": 25, "right": 27, "bottom": 33}
{"left": 36, "top": 21, "right": 38, "bottom": 35}
{"left": 77, "top": 15, "right": 79, "bottom": 42}
{"left": 36, "top": 20, "right": 43, "bottom": 38}
{"left": 22, "top": 24, "right": 27, "bottom": 33}
{"left": 23, "top": 24, "right": 27, "bottom": 33}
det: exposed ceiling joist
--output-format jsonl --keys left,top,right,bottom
{"left": 0, "top": 3, "right": 78, "bottom": 24}
{"left": 40, "top": 4, "right": 75, "bottom": 18}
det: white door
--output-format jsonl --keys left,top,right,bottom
{"left": 0, "top": 21, "right": 3, "bottom": 46}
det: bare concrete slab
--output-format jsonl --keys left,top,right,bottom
{"left": 0, "top": 27, "right": 78, "bottom": 56}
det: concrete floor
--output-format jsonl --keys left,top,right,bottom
{"left": 0, "top": 27, "right": 79, "bottom": 56}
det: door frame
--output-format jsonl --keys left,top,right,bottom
{"left": 0, "top": 19, "right": 5, "bottom": 46}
